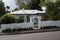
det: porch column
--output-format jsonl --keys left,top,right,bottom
{"left": 38, "top": 16, "right": 42, "bottom": 22}
{"left": 24, "top": 15, "right": 27, "bottom": 22}
{"left": 30, "top": 17, "right": 33, "bottom": 23}
{"left": 38, "top": 16, "right": 42, "bottom": 29}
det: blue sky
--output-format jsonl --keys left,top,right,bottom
{"left": 2, "top": 0, "right": 17, "bottom": 11}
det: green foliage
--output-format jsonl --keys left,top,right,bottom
{"left": 6, "top": 6, "right": 10, "bottom": 13}
{"left": 15, "top": 0, "right": 43, "bottom": 10}
{"left": 11, "top": 28, "right": 16, "bottom": 32}
{"left": 0, "top": 14, "right": 17, "bottom": 24}
{"left": 2, "top": 27, "right": 33, "bottom": 32}
{"left": 41, "top": 26, "right": 58, "bottom": 29}
{"left": 39, "top": 0, "right": 52, "bottom": 7}
{"left": 2, "top": 28, "right": 11, "bottom": 33}
{"left": 28, "top": 0, "right": 42, "bottom": 10}
{"left": 39, "top": 0, "right": 45, "bottom": 7}
{"left": 6, "top": 6, "right": 10, "bottom": 10}
{"left": 15, "top": 0, "right": 30, "bottom": 9}
{"left": 16, "top": 0, "right": 31, "bottom": 5}
{"left": 45, "top": 0, "right": 60, "bottom": 20}
{"left": 17, "top": 18, "right": 24, "bottom": 23}
{"left": 0, "top": 1, "right": 6, "bottom": 17}
{"left": 19, "top": 3, "right": 29, "bottom": 9}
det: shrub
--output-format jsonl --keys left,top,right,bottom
{"left": 17, "top": 18, "right": 24, "bottom": 23}
{"left": 16, "top": 28, "right": 22, "bottom": 31}
{"left": 2, "top": 30, "right": 5, "bottom": 32}
{"left": 11, "top": 28, "right": 16, "bottom": 32}
{"left": 2, "top": 27, "right": 33, "bottom": 32}
{"left": 0, "top": 14, "right": 17, "bottom": 24}
{"left": 22, "top": 28, "right": 28, "bottom": 31}
{"left": 29, "top": 27, "right": 33, "bottom": 30}
{"left": 2, "top": 28, "right": 11, "bottom": 33}
{"left": 41, "top": 26, "right": 58, "bottom": 29}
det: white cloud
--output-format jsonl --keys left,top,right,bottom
{"left": 2, "top": 0, "right": 17, "bottom": 11}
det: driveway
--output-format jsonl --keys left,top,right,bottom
{"left": 0, "top": 31, "right": 60, "bottom": 40}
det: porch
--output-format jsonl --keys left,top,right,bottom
{"left": 16, "top": 15, "right": 42, "bottom": 29}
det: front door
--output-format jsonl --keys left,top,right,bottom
{"left": 30, "top": 16, "right": 42, "bottom": 29}
{"left": 33, "top": 18, "right": 38, "bottom": 29}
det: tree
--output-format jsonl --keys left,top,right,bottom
{"left": 39, "top": 0, "right": 45, "bottom": 7}
{"left": 6, "top": 6, "right": 10, "bottom": 13}
{"left": 6, "top": 6, "right": 10, "bottom": 11}
{"left": 46, "top": 0, "right": 60, "bottom": 20}
{"left": 15, "top": 0, "right": 42, "bottom": 10}
{"left": 17, "top": 18, "right": 24, "bottom": 23}
{"left": 0, "top": 14, "right": 17, "bottom": 24}
{"left": 15, "top": 0, "right": 31, "bottom": 9}
{"left": 28, "top": 0, "right": 42, "bottom": 10}
{"left": 18, "top": 3, "right": 29, "bottom": 9}
{"left": 0, "top": 1, "right": 6, "bottom": 17}
{"left": 15, "top": 0, "right": 31, "bottom": 5}
{"left": 39, "top": 0, "right": 54, "bottom": 7}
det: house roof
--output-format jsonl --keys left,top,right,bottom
{"left": 8, "top": 10, "right": 45, "bottom": 15}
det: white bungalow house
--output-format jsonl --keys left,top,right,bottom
{"left": 8, "top": 9, "right": 45, "bottom": 29}
{"left": 0, "top": 9, "right": 60, "bottom": 32}
{"left": 9, "top": 9, "right": 45, "bottom": 22}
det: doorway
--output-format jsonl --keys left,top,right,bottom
{"left": 33, "top": 18, "right": 38, "bottom": 29}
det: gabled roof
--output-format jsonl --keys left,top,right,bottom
{"left": 8, "top": 10, "right": 45, "bottom": 15}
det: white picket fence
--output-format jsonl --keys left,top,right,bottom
{"left": 38, "top": 21, "right": 60, "bottom": 27}
{"left": 0, "top": 21, "right": 60, "bottom": 32}
{"left": 1, "top": 22, "right": 34, "bottom": 31}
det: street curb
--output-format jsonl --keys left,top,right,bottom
{"left": 0, "top": 30, "right": 40, "bottom": 35}
{"left": 0, "top": 29, "right": 60, "bottom": 35}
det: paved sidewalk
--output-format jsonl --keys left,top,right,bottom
{"left": 0, "top": 31, "right": 60, "bottom": 40}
